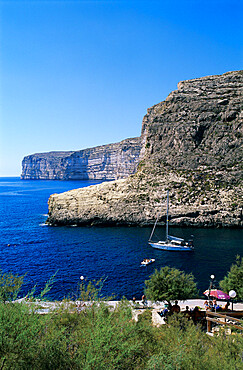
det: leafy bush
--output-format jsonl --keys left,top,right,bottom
{"left": 145, "top": 266, "right": 198, "bottom": 304}
{"left": 219, "top": 255, "right": 243, "bottom": 299}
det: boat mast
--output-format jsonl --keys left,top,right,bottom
{"left": 166, "top": 190, "right": 169, "bottom": 241}
{"left": 149, "top": 191, "right": 169, "bottom": 242}
{"left": 149, "top": 211, "right": 160, "bottom": 241}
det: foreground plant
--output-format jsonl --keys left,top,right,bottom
{"left": 147, "top": 315, "right": 243, "bottom": 370}
{"left": 0, "top": 270, "right": 25, "bottom": 303}
{"left": 0, "top": 271, "right": 242, "bottom": 369}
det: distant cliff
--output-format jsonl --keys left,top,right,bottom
{"left": 21, "top": 137, "right": 142, "bottom": 180}
{"left": 47, "top": 71, "right": 243, "bottom": 228}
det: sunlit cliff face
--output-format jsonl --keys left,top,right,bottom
{"left": 47, "top": 71, "right": 243, "bottom": 228}
{"left": 21, "top": 138, "right": 142, "bottom": 181}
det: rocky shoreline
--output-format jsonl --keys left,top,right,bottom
{"left": 47, "top": 177, "right": 243, "bottom": 228}
{"left": 47, "top": 71, "right": 243, "bottom": 228}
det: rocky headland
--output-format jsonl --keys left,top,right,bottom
{"left": 21, "top": 137, "right": 142, "bottom": 180}
{"left": 47, "top": 71, "right": 243, "bottom": 228}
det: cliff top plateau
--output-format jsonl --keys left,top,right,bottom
{"left": 47, "top": 71, "right": 243, "bottom": 228}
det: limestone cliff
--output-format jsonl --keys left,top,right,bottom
{"left": 21, "top": 137, "right": 142, "bottom": 180}
{"left": 47, "top": 71, "right": 243, "bottom": 228}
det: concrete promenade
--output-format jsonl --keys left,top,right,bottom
{"left": 14, "top": 298, "right": 243, "bottom": 327}
{"left": 105, "top": 299, "right": 243, "bottom": 312}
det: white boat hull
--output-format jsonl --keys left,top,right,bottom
{"left": 141, "top": 258, "right": 155, "bottom": 266}
{"left": 149, "top": 242, "right": 193, "bottom": 251}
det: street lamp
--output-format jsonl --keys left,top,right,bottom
{"left": 80, "top": 276, "right": 85, "bottom": 301}
{"left": 208, "top": 274, "right": 215, "bottom": 301}
{"left": 229, "top": 290, "right": 236, "bottom": 311}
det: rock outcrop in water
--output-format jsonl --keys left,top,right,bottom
{"left": 21, "top": 137, "right": 142, "bottom": 180}
{"left": 47, "top": 71, "right": 243, "bottom": 228}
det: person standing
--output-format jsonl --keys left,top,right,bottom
{"left": 171, "top": 300, "right": 180, "bottom": 313}
{"left": 213, "top": 299, "right": 217, "bottom": 311}
{"left": 141, "top": 294, "right": 147, "bottom": 306}
{"left": 204, "top": 300, "right": 209, "bottom": 310}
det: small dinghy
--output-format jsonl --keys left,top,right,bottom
{"left": 141, "top": 258, "right": 155, "bottom": 266}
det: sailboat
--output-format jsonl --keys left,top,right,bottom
{"left": 148, "top": 191, "right": 194, "bottom": 251}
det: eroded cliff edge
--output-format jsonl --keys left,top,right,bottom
{"left": 47, "top": 71, "right": 243, "bottom": 228}
{"left": 21, "top": 137, "right": 142, "bottom": 180}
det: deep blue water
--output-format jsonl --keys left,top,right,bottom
{"left": 0, "top": 177, "right": 242, "bottom": 301}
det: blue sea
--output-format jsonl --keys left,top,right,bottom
{"left": 0, "top": 177, "right": 242, "bottom": 301}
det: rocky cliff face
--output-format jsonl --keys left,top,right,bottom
{"left": 21, "top": 137, "right": 142, "bottom": 180}
{"left": 47, "top": 71, "right": 243, "bottom": 228}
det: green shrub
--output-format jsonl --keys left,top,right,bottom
{"left": 219, "top": 255, "right": 243, "bottom": 300}
{"left": 145, "top": 266, "right": 198, "bottom": 304}
{"left": 0, "top": 270, "right": 25, "bottom": 303}
{"left": 0, "top": 272, "right": 242, "bottom": 369}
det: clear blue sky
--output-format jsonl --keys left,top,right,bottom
{"left": 0, "top": 0, "right": 242, "bottom": 176}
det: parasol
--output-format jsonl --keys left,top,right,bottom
{"left": 203, "top": 289, "right": 230, "bottom": 300}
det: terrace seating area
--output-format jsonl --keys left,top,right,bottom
{"left": 206, "top": 310, "right": 243, "bottom": 335}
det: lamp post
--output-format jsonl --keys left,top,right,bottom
{"left": 208, "top": 274, "right": 215, "bottom": 301}
{"left": 80, "top": 275, "right": 84, "bottom": 301}
{"left": 229, "top": 290, "right": 236, "bottom": 311}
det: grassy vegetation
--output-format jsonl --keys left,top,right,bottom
{"left": 1, "top": 300, "right": 243, "bottom": 369}
{"left": 0, "top": 270, "right": 242, "bottom": 369}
